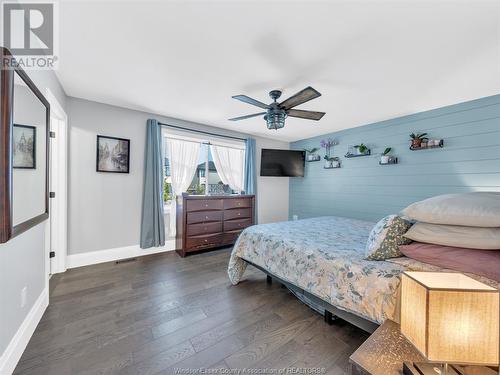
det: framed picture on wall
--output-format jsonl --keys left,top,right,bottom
{"left": 13, "top": 124, "right": 36, "bottom": 169}
{"left": 96, "top": 135, "right": 130, "bottom": 173}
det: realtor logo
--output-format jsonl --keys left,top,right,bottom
{"left": 1, "top": 1, "right": 58, "bottom": 69}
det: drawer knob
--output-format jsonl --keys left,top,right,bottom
{"left": 205, "top": 216, "right": 209, "bottom": 219}
{"left": 205, "top": 204, "right": 208, "bottom": 207}
{"left": 238, "top": 223, "right": 241, "bottom": 227}
{"left": 238, "top": 202, "right": 241, "bottom": 206}
{"left": 204, "top": 239, "right": 208, "bottom": 242}
{"left": 237, "top": 213, "right": 241, "bottom": 216}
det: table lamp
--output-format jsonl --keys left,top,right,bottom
{"left": 400, "top": 271, "right": 499, "bottom": 375}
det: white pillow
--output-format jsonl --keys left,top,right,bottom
{"left": 401, "top": 192, "right": 500, "bottom": 227}
{"left": 404, "top": 222, "right": 500, "bottom": 250}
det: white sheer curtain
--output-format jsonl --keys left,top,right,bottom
{"left": 210, "top": 145, "right": 245, "bottom": 193}
{"left": 167, "top": 138, "right": 201, "bottom": 236}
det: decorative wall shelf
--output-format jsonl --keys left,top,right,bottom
{"left": 410, "top": 139, "right": 444, "bottom": 151}
{"left": 345, "top": 150, "right": 371, "bottom": 158}
{"left": 379, "top": 157, "right": 398, "bottom": 165}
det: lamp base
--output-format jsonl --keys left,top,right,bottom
{"left": 403, "top": 362, "right": 498, "bottom": 375}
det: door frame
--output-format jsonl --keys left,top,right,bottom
{"left": 46, "top": 89, "right": 68, "bottom": 274}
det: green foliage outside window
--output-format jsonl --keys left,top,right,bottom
{"left": 195, "top": 184, "right": 205, "bottom": 195}
{"left": 163, "top": 182, "right": 172, "bottom": 202}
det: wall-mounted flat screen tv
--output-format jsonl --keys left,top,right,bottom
{"left": 260, "top": 149, "right": 305, "bottom": 177}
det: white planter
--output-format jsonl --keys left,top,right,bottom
{"left": 307, "top": 154, "right": 320, "bottom": 161}
{"left": 380, "top": 155, "right": 390, "bottom": 164}
{"left": 324, "top": 160, "right": 333, "bottom": 168}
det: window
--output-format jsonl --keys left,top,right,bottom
{"left": 162, "top": 129, "right": 245, "bottom": 203}
{"left": 186, "top": 143, "right": 207, "bottom": 195}
{"left": 206, "top": 146, "right": 227, "bottom": 195}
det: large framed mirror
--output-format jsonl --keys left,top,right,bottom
{"left": 0, "top": 47, "right": 50, "bottom": 243}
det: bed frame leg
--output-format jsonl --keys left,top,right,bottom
{"left": 266, "top": 275, "right": 272, "bottom": 284}
{"left": 324, "top": 310, "right": 334, "bottom": 325}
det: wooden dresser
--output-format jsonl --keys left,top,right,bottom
{"left": 175, "top": 194, "right": 255, "bottom": 257}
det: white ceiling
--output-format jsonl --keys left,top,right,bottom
{"left": 57, "top": 0, "right": 500, "bottom": 142}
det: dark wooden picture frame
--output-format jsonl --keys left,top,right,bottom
{"left": 0, "top": 47, "right": 50, "bottom": 243}
{"left": 13, "top": 124, "right": 36, "bottom": 169}
{"left": 96, "top": 135, "right": 130, "bottom": 173}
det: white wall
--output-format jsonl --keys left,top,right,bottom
{"left": 67, "top": 97, "right": 289, "bottom": 255}
{"left": 0, "top": 65, "right": 67, "bottom": 372}
{"left": 0, "top": 225, "right": 46, "bottom": 354}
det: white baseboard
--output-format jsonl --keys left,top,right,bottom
{"left": 0, "top": 288, "right": 49, "bottom": 375}
{"left": 66, "top": 240, "right": 176, "bottom": 269}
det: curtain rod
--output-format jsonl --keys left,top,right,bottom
{"left": 158, "top": 122, "right": 247, "bottom": 142}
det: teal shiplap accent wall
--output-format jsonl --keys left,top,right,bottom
{"left": 290, "top": 94, "right": 500, "bottom": 222}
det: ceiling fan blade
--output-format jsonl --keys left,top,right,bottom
{"left": 228, "top": 112, "right": 266, "bottom": 121}
{"left": 279, "top": 86, "right": 321, "bottom": 110}
{"left": 232, "top": 95, "right": 269, "bottom": 109}
{"left": 287, "top": 109, "right": 326, "bottom": 121}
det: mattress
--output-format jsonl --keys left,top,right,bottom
{"left": 227, "top": 216, "right": 500, "bottom": 324}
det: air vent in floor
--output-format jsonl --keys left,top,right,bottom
{"left": 115, "top": 258, "right": 137, "bottom": 264}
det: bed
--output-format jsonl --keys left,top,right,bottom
{"left": 228, "top": 216, "right": 500, "bottom": 331}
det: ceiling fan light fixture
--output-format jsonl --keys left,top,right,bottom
{"left": 264, "top": 110, "right": 287, "bottom": 130}
{"left": 230, "top": 87, "right": 324, "bottom": 130}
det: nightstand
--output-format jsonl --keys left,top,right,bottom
{"left": 349, "top": 319, "right": 424, "bottom": 375}
{"left": 348, "top": 320, "right": 499, "bottom": 375}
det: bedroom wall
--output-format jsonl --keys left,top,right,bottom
{"left": 290, "top": 94, "right": 500, "bottom": 222}
{"left": 67, "top": 97, "right": 289, "bottom": 255}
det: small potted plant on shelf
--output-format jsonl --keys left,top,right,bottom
{"left": 380, "top": 147, "right": 392, "bottom": 164}
{"left": 410, "top": 133, "right": 428, "bottom": 148}
{"left": 304, "top": 147, "right": 320, "bottom": 161}
{"left": 324, "top": 156, "right": 340, "bottom": 168}
{"left": 320, "top": 138, "right": 338, "bottom": 167}
{"left": 354, "top": 143, "right": 369, "bottom": 155}
{"left": 331, "top": 156, "right": 340, "bottom": 168}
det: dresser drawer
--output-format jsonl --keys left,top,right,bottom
{"left": 187, "top": 210, "right": 223, "bottom": 224}
{"left": 185, "top": 233, "right": 223, "bottom": 250}
{"left": 186, "top": 199, "right": 224, "bottom": 212}
{"left": 186, "top": 222, "right": 222, "bottom": 236}
{"left": 223, "top": 198, "right": 252, "bottom": 210}
{"left": 224, "top": 208, "right": 252, "bottom": 221}
{"left": 222, "top": 230, "right": 242, "bottom": 245}
{"left": 224, "top": 218, "right": 252, "bottom": 232}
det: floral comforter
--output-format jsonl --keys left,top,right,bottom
{"left": 227, "top": 216, "right": 500, "bottom": 324}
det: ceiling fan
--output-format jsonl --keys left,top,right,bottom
{"left": 229, "top": 86, "right": 326, "bottom": 130}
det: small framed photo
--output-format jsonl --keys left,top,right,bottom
{"left": 96, "top": 135, "right": 130, "bottom": 173}
{"left": 13, "top": 124, "right": 36, "bottom": 169}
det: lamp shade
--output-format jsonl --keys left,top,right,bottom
{"left": 401, "top": 272, "right": 499, "bottom": 365}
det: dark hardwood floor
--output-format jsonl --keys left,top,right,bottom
{"left": 14, "top": 248, "right": 369, "bottom": 375}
